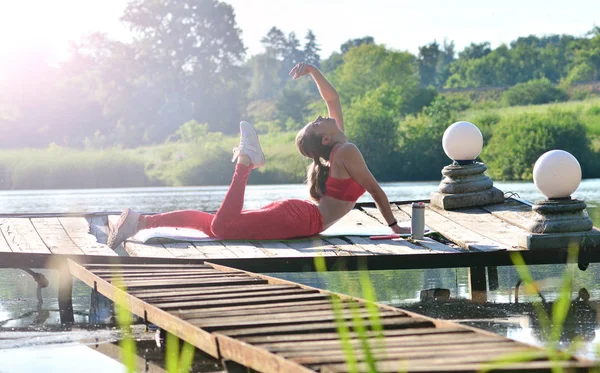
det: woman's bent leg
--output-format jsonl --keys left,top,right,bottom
{"left": 144, "top": 210, "right": 216, "bottom": 237}
{"left": 211, "top": 163, "right": 251, "bottom": 232}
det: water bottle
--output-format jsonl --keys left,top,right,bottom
{"left": 411, "top": 202, "right": 425, "bottom": 239}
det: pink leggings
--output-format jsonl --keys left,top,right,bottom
{"left": 143, "top": 164, "right": 324, "bottom": 240}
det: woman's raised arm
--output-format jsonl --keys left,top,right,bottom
{"left": 290, "top": 62, "right": 344, "bottom": 131}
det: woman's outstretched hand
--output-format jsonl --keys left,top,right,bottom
{"left": 391, "top": 224, "right": 411, "bottom": 235}
{"left": 289, "top": 62, "right": 313, "bottom": 79}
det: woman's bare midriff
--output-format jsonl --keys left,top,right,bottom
{"left": 317, "top": 196, "right": 356, "bottom": 230}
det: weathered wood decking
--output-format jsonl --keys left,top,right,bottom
{"left": 1, "top": 199, "right": 599, "bottom": 271}
{"left": 68, "top": 260, "right": 596, "bottom": 372}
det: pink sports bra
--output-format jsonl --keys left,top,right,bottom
{"left": 325, "top": 145, "right": 366, "bottom": 202}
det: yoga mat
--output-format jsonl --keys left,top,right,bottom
{"left": 134, "top": 221, "right": 433, "bottom": 244}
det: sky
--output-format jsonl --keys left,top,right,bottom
{"left": 0, "top": 0, "right": 598, "bottom": 64}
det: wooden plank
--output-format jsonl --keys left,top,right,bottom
{"left": 398, "top": 203, "right": 509, "bottom": 252}
{"left": 0, "top": 221, "right": 12, "bottom": 252}
{"left": 293, "top": 342, "right": 529, "bottom": 366}
{"left": 193, "top": 310, "right": 401, "bottom": 332}
{"left": 182, "top": 301, "right": 338, "bottom": 320}
{"left": 217, "top": 317, "right": 434, "bottom": 338}
{"left": 360, "top": 204, "right": 411, "bottom": 225}
{"left": 339, "top": 209, "right": 388, "bottom": 230}
{"left": 192, "top": 241, "right": 237, "bottom": 258}
{"left": 30, "top": 218, "right": 83, "bottom": 255}
{"left": 260, "top": 331, "right": 491, "bottom": 352}
{"left": 124, "top": 240, "right": 176, "bottom": 258}
{"left": 60, "top": 217, "right": 116, "bottom": 256}
{"left": 173, "top": 300, "right": 335, "bottom": 320}
{"left": 323, "top": 237, "right": 371, "bottom": 256}
{"left": 0, "top": 218, "right": 50, "bottom": 254}
{"left": 97, "top": 272, "right": 251, "bottom": 282}
{"left": 255, "top": 241, "right": 306, "bottom": 257}
{"left": 426, "top": 205, "right": 528, "bottom": 250}
{"left": 240, "top": 326, "right": 470, "bottom": 345}
{"left": 67, "top": 260, "right": 219, "bottom": 358}
{"left": 345, "top": 236, "right": 435, "bottom": 255}
{"left": 131, "top": 284, "right": 299, "bottom": 300}
{"left": 216, "top": 334, "right": 315, "bottom": 373}
{"left": 161, "top": 242, "right": 207, "bottom": 259}
{"left": 284, "top": 238, "right": 339, "bottom": 256}
{"left": 142, "top": 288, "right": 316, "bottom": 305}
{"left": 221, "top": 241, "right": 269, "bottom": 258}
{"left": 316, "top": 346, "right": 546, "bottom": 372}
{"left": 481, "top": 198, "right": 536, "bottom": 230}
{"left": 156, "top": 291, "right": 327, "bottom": 311}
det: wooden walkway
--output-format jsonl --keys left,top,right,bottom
{"left": 68, "top": 260, "right": 595, "bottom": 372}
{"left": 1, "top": 199, "right": 599, "bottom": 271}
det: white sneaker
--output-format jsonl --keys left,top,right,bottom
{"left": 107, "top": 208, "right": 141, "bottom": 250}
{"left": 232, "top": 121, "right": 265, "bottom": 169}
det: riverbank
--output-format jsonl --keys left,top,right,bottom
{"left": 2, "top": 99, "right": 599, "bottom": 190}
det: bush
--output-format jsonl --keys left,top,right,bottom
{"left": 503, "top": 78, "right": 569, "bottom": 106}
{"left": 468, "top": 111, "right": 502, "bottom": 144}
{"left": 481, "top": 110, "right": 595, "bottom": 180}
{"left": 0, "top": 147, "right": 154, "bottom": 190}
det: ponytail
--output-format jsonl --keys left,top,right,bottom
{"left": 307, "top": 157, "right": 330, "bottom": 201}
{"left": 296, "top": 125, "right": 333, "bottom": 202}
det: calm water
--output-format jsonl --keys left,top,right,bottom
{"left": 1, "top": 179, "right": 600, "bottom": 371}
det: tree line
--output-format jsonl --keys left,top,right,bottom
{"left": 0, "top": 0, "right": 599, "bottom": 153}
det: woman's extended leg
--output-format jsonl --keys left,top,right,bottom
{"left": 143, "top": 210, "right": 216, "bottom": 236}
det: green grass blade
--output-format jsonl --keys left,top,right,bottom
{"left": 112, "top": 274, "right": 137, "bottom": 373}
{"left": 166, "top": 332, "right": 180, "bottom": 373}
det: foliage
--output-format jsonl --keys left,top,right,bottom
{"left": 344, "top": 84, "right": 402, "bottom": 179}
{"left": 481, "top": 110, "right": 595, "bottom": 180}
{"left": 332, "top": 44, "right": 419, "bottom": 106}
{"left": 0, "top": 147, "right": 154, "bottom": 190}
{"left": 397, "top": 97, "right": 456, "bottom": 181}
{"left": 503, "top": 78, "right": 569, "bottom": 106}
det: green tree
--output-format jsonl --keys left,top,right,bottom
{"left": 458, "top": 42, "right": 492, "bottom": 60}
{"left": 340, "top": 36, "right": 375, "bottom": 54}
{"left": 418, "top": 41, "right": 441, "bottom": 88}
{"left": 344, "top": 84, "right": 401, "bottom": 179}
{"left": 333, "top": 44, "right": 419, "bottom": 106}
{"left": 304, "top": 30, "right": 321, "bottom": 67}
{"left": 121, "top": 0, "right": 247, "bottom": 134}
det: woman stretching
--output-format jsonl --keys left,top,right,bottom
{"left": 107, "top": 62, "right": 408, "bottom": 249}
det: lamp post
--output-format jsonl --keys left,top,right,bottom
{"left": 430, "top": 121, "right": 504, "bottom": 210}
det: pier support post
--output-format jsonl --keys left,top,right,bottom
{"left": 487, "top": 266, "right": 499, "bottom": 291}
{"left": 58, "top": 266, "right": 74, "bottom": 325}
{"left": 468, "top": 266, "right": 487, "bottom": 303}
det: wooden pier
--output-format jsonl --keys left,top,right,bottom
{"left": 2, "top": 199, "right": 599, "bottom": 271}
{"left": 68, "top": 260, "right": 595, "bottom": 372}
{"left": 2, "top": 198, "right": 600, "bottom": 371}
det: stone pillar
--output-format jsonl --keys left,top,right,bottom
{"left": 520, "top": 198, "right": 600, "bottom": 250}
{"left": 430, "top": 162, "right": 504, "bottom": 210}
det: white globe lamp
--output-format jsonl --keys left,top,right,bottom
{"left": 442, "top": 121, "right": 483, "bottom": 163}
{"left": 533, "top": 150, "right": 581, "bottom": 199}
